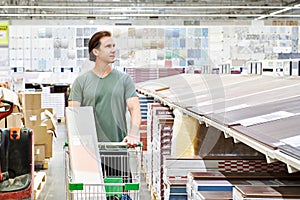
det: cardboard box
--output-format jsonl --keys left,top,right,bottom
{"left": 0, "top": 118, "right": 5, "bottom": 128}
{"left": 0, "top": 113, "right": 23, "bottom": 128}
{"left": 34, "top": 144, "right": 46, "bottom": 162}
{"left": 20, "top": 92, "right": 41, "bottom": 110}
{"left": 41, "top": 108, "right": 53, "bottom": 114}
{"left": 41, "top": 118, "right": 55, "bottom": 131}
{"left": 13, "top": 105, "right": 21, "bottom": 113}
{"left": 41, "top": 108, "right": 57, "bottom": 131}
{"left": 32, "top": 125, "right": 53, "bottom": 158}
{"left": 24, "top": 109, "right": 42, "bottom": 127}
{"left": 6, "top": 113, "right": 23, "bottom": 128}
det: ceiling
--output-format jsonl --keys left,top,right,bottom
{"left": 1, "top": 0, "right": 300, "bottom": 21}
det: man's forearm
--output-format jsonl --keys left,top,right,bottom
{"left": 129, "top": 113, "right": 141, "bottom": 138}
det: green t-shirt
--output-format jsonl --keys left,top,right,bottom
{"left": 68, "top": 69, "right": 137, "bottom": 142}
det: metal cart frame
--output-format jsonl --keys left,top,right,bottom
{"left": 64, "top": 142, "right": 142, "bottom": 200}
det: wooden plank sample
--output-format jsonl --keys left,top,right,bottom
{"left": 230, "top": 115, "right": 300, "bottom": 150}
{"left": 66, "top": 107, "right": 104, "bottom": 184}
{"left": 210, "top": 96, "right": 300, "bottom": 127}
{"left": 233, "top": 186, "right": 300, "bottom": 199}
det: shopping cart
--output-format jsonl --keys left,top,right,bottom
{"left": 65, "top": 142, "right": 142, "bottom": 200}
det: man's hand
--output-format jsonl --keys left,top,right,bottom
{"left": 122, "top": 135, "right": 139, "bottom": 148}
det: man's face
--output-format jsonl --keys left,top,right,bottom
{"left": 97, "top": 36, "right": 116, "bottom": 63}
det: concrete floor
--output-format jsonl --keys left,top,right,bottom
{"left": 37, "top": 123, "right": 152, "bottom": 200}
{"left": 37, "top": 123, "right": 68, "bottom": 200}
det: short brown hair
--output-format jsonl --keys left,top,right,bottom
{"left": 88, "top": 31, "right": 112, "bottom": 62}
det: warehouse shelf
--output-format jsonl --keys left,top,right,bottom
{"left": 136, "top": 73, "right": 300, "bottom": 173}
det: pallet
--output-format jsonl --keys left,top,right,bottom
{"left": 34, "top": 159, "right": 49, "bottom": 170}
{"left": 149, "top": 184, "right": 159, "bottom": 200}
{"left": 142, "top": 165, "right": 160, "bottom": 199}
{"left": 141, "top": 165, "right": 152, "bottom": 190}
{"left": 34, "top": 171, "right": 47, "bottom": 200}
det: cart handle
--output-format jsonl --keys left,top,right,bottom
{"left": 64, "top": 141, "right": 143, "bottom": 148}
{"left": 98, "top": 142, "right": 142, "bottom": 148}
{"left": 0, "top": 99, "right": 14, "bottom": 120}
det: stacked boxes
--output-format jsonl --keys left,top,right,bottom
{"left": 187, "top": 170, "right": 300, "bottom": 200}
{"left": 139, "top": 120, "right": 148, "bottom": 151}
{"left": 152, "top": 118, "right": 174, "bottom": 199}
{"left": 0, "top": 112, "right": 23, "bottom": 128}
{"left": 144, "top": 103, "right": 161, "bottom": 185}
{"left": 1, "top": 90, "right": 56, "bottom": 168}
{"left": 164, "top": 179, "right": 188, "bottom": 200}
{"left": 138, "top": 94, "right": 155, "bottom": 152}
{"left": 233, "top": 186, "right": 300, "bottom": 200}
{"left": 19, "top": 92, "right": 56, "bottom": 168}
{"left": 164, "top": 158, "right": 220, "bottom": 200}
{"left": 21, "top": 92, "right": 42, "bottom": 127}
{"left": 143, "top": 102, "right": 174, "bottom": 199}
{"left": 162, "top": 155, "right": 291, "bottom": 200}
{"left": 32, "top": 125, "right": 53, "bottom": 161}
{"left": 193, "top": 191, "right": 232, "bottom": 200}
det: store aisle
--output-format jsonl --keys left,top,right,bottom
{"left": 37, "top": 123, "right": 67, "bottom": 200}
{"left": 37, "top": 123, "right": 152, "bottom": 200}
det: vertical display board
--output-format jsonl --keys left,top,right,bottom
{"left": 7, "top": 24, "right": 300, "bottom": 74}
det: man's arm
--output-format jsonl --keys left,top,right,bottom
{"left": 68, "top": 100, "right": 81, "bottom": 107}
{"left": 123, "top": 96, "right": 141, "bottom": 147}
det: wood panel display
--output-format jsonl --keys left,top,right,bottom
{"left": 136, "top": 74, "right": 300, "bottom": 174}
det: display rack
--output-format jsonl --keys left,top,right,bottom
{"left": 136, "top": 74, "right": 300, "bottom": 173}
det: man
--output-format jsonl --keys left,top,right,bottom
{"left": 68, "top": 30, "right": 141, "bottom": 147}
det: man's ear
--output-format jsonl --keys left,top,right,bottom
{"left": 93, "top": 49, "right": 98, "bottom": 56}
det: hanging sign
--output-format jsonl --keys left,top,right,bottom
{"left": 0, "top": 21, "right": 9, "bottom": 46}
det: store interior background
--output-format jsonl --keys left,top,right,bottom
{"left": 1, "top": 0, "right": 300, "bottom": 92}
{"left": 1, "top": 1, "right": 300, "bottom": 199}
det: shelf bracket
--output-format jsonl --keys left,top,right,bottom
{"left": 198, "top": 120, "right": 205, "bottom": 125}
{"left": 223, "top": 131, "right": 231, "bottom": 139}
{"left": 205, "top": 122, "right": 209, "bottom": 127}
{"left": 233, "top": 137, "right": 240, "bottom": 143}
{"left": 265, "top": 155, "right": 277, "bottom": 163}
{"left": 286, "top": 164, "right": 299, "bottom": 173}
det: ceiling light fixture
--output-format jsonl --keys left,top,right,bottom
{"left": 255, "top": 4, "right": 300, "bottom": 20}
{"left": 0, "top": 5, "right": 299, "bottom": 19}
{"left": 109, "top": 16, "right": 128, "bottom": 20}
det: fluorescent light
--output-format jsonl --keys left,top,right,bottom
{"left": 0, "top": 5, "right": 290, "bottom": 10}
{"left": 109, "top": 16, "right": 128, "bottom": 20}
{"left": 255, "top": 5, "right": 300, "bottom": 20}
{"left": 255, "top": 15, "right": 268, "bottom": 20}
{"left": 270, "top": 8, "right": 290, "bottom": 15}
